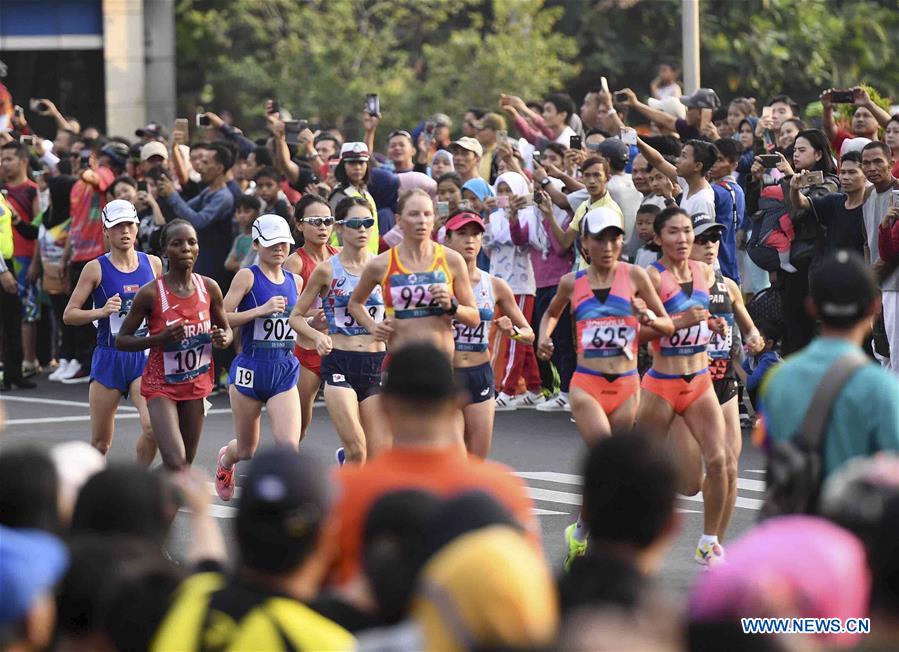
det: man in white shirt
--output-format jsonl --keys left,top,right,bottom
{"left": 636, "top": 136, "right": 718, "bottom": 225}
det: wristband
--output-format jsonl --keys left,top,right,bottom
{"left": 445, "top": 297, "right": 459, "bottom": 316}
{"left": 540, "top": 177, "right": 551, "bottom": 187}
{"left": 510, "top": 325, "right": 522, "bottom": 340}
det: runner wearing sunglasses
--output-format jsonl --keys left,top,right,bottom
{"left": 668, "top": 214, "right": 763, "bottom": 542}
{"left": 635, "top": 206, "right": 729, "bottom": 568}
{"left": 289, "top": 197, "right": 388, "bottom": 464}
{"left": 284, "top": 194, "right": 339, "bottom": 441}
{"left": 215, "top": 215, "right": 304, "bottom": 500}
{"left": 443, "top": 210, "right": 536, "bottom": 458}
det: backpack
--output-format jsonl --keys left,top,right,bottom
{"left": 746, "top": 286, "right": 783, "bottom": 330}
{"left": 746, "top": 191, "right": 788, "bottom": 272}
{"left": 759, "top": 352, "right": 868, "bottom": 519}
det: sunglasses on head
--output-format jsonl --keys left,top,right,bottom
{"left": 338, "top": 217, "right": 374, "bottom": 230}
{"left": 695, "top": 232, "right": 721, "bottom": 244}
{"left": 301, "top": 217, "right": 335, "bottom": 227}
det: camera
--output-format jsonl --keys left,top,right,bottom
{"left": 613, "top": 91, "right": 629, "bottom": 103}
{"left": 365, "top": 94, "right": 380, "bottom": 118}
{"left": 196, "top": 113, "right": 211, "bottom": 127}
{"left": 19, "top": 135, "right": 35, "bottom": 147}
{"left": 569, "top": 135, "right": 582, "bottom": 150}
{"left": 830, "top": 89, "right": 855, "bottom": 104}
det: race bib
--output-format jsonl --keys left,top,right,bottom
{"left": 333, "top": 303, "right": 385, "bottom": 334}
{"left": 454, "top": 320, "right": 488, "bottom": 352}
{"left": 661, "top": 317, "right": 712, "bottom": 356}
{"left": 252, "top": 312, "right": 295, "bottom": 349}
{"left": 581, "top": 318, "right": 637, "bottom": 358}
{"left": 234, "top": 366, "right": 254, "bottom": 388}
{"left": 163, "top": 333, "right": 212, "bottom": 383}
{"left": 389, "top": 271, "right": 446, "bottom": 319}
{"left": 108, "top": 297, "right": 147, "bottom": 338}
{"left": 707, "top": 314, "right": 734, "bottom": 359}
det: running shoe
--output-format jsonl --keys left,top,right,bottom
{"left": 494, "top": 392, "right": 518, "bottom": 412}
{"left": 563, "top": 523, "right": 588, "bottom": 571}
{"left": 536, "top": 393, "right": 571, "bottom": 412}
{"left": 694, "top": 541, "right": 726, "bottom": 568}
{"left": 22, "top": 360, "right": 42, "bottom": 378}
{"left": 53, "top": 359, "right": 78, "bottom": 382}
{"left": 509, "top": 390, "right": 546, "bottom": 409}
{"left": 335, "top": 447, "right": 346, "bottom": 466}
{"left": 61, "top": 363, "right": 90, "bottom": 384}
{"left": 215, "top": 446, "right": 236, "bottom": 501}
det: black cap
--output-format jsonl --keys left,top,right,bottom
{"left": 236, "top": 448, "right": 327, "bottom": 573}
{"left": 135, "top": 122, "right": 169, "bottom": 140}
{"left": 810, "top": 250, "right": 879, "bottom": 327}
{"left": 597, "top": 138, "right": 629, "bottom": 169}
{"left": 691, "top": 211, "right": 725, "bottom": 237}
{"left": 382, "top": 343, "right": 461, "bottom": 402}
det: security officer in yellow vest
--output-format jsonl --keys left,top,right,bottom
{"left": 0, "top": 191, "right": 35, "bottom": 389}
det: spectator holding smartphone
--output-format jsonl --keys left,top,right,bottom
{"left": 821, "top": 86, "right": 892, "bottom": 155}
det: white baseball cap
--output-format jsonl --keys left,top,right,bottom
{"left": 252, "top": 214, "right": 295, "bottom": 246}
{"left": 579, "top": 207, "right": 625, "bottom": 238}
{"left": 140, "top": 141, "right": 169, "bottom": 162}
{"left": 102, "top": 199, "right": 139, "bottom": 228}
{"left": 648, "top": 96, "right": 687, "bottom": 120}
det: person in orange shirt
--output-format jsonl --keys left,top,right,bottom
{"left": 320, "top": 342, "right": 540, "bottom": 588}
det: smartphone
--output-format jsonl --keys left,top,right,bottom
{"left": 600, "top": 77, "right": 610, "bottom": 94}
{"left": 173, "top": 118, "right": 189, "bottom": 142}
{"left": 19, "top": 135, "right": 35, "bottom": 147}
{"left": 458, "top": 199, "right": 472, "bottom": 212}
{"left": 569, "top": 135, "right": 582, "bottom": 150}
{"left": 796, "top": 170, "right": 824, "bottom": 188}
{"left": 268, "top": 99, "right": 280, "bottom": 114}
{"left": 29, "top": 99, "right": 49, "bottom": 113}
{"left": 533, "top": 188, "right": 543, "bottom": 205}
{"left": 497, "top": 130, "right": 508, "bottom": 146}
{"left": 759, "top": 154, "right": 781, "bottom": 168}
{"left": 700, "top": 108, "right": 713, "bottom": 128}
{"left": 891, "top": 190, "right": 899, "bottom": 209}
{"left": 762, "top": 106, "right": 773, "bottom": 119}
{"left": 613, "top": 91, "right": 629, "bottom": 103}
{"left": 436, "top": 201, "right": 449, "bottom": 218}
{"left": 518, "top": 194, "right": 535, "bottom": 207}
{"left": 196, "top": 113, "right": 211, "bottom": 127}
{"left": 619, "top": 128, "right": 637, "bottom": 146}
{"left": 495, "top": 195, "right": 509, "bottom": 209}
{"left": 831, "top": 89, "right": 855, "bottom": 104}
{"left": 365, "top": 93, "right": 380, "bottom": 117}
{"left": 137, "top": 180, "right": 148, "bottom": 193}
{"left": 423, "top": 121, "right": 435, "bottom": 146}
{"left": 532, "top": 151, "right": 542, "bottom": 167}
{"left": 283, "top": 120, "right": 301, "bottom": 145}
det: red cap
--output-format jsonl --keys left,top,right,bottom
{"left": 444, "top": 211, "right": 485, "bottom": 233}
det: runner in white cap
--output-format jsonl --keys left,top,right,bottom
{"left": 215, "top": 214, "right": 304, "bottom": 500}
{"left": 63, "top": 199, "right": 163, "bottom": 464}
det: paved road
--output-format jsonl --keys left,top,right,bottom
{"left": 1, "top": 379, "right": 765, "bottom": 594}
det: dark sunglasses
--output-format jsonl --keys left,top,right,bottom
{"left": 301, "top": 217, "right": 335, "bottom": 227}
{"left": 695, "top": 232, "right": 721, "bottom": 244}
{"left": 338, "top": 218, "right": 374, "bottom": 230}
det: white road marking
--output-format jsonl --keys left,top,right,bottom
{"left": 517, "top": 471, "right": 580, "bottom": 485}
{"left": 527, "top": 487, "right": 581, "bottom": 506}
{"left": 1, "top": 395, "right": 137, "bottom": 411}
{"left": 679, "top": 492, "right": 763, "bottom": 510}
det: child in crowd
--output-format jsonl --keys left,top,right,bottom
{"left": 254, "top": 166, "right": 292, "bottom": 220}
{"left": 226, "top": 195, "right": 261, "bottom": 272}
{"left": 632, "top": 203, "right": 661, "bottom": 268}
{"left": 737, "top": 317, "right": 782, "bottom": 411}
{"left": 435, "top": 172, "right": 464, "bottom": 239}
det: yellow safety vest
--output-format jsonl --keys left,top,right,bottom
{"left": 0, "top": 194, "right": 14, "bottom": 260}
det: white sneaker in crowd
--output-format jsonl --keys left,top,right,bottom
{"left": 508, "top": 390, "right": 545, "bottom": 409}
{"left": 536, "top": 393, "right": 571, "bottom": 412}
{"left": 49, "top": 359, "right": 74, "bottom": 382}
{"left": 494, "top": 392, "right": 518, "bottom": 412}
{"left": 61, "top": 361, "right": 90, "bottom": 384}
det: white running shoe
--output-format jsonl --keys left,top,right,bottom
{"left": 536, "top": 393, "right": 571, "bottom": 412}
{"left": 494, "top": 392, "right": 518, "bottom": 412}
{"left": 61, "top": 361, "right": 90, "bottom": 384}
{"left": 49, "top": 359, "right": 72, "bottom": 381}
{"left": 508, "top": 390, "right": 545, "bottom": 409}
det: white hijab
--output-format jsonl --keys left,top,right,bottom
{"left": 489, "top": 171, "right": 548, "bottom": 253}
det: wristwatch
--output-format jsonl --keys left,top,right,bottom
{"left": 540, "top": 177, "right": 551, "bottom": 187}
{"left": 445, "top": 297, "right": 459, "bottom": 316}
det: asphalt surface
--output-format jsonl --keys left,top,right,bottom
{"left": 1, "top": 377, "right": 765, "bottom": 595}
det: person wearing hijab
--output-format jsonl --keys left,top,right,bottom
{"left": 483, "top": 172, "right": 544, "bottom": 410}
{"left": 429, "top": 150, "right": 454, "bottom": 180}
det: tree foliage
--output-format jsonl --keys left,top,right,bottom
{"left": 175, "top": 0, "right": 578, "bottom": 141}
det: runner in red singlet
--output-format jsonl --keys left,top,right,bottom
{"left": 116, "top": 219, "right": 232, "bottom": 470}
{"left": 283, "top": 194, "right": 338, "bottom": 440}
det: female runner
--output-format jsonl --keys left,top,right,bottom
{"left": 443, "top": 209, "right": 535, "bottom": 458}
{"left": 537, "top": 207, "right": 672, "bottom": 569}
{"left": 116, "top": 219, "right": 231, "bottom": 470}
{"left": 215, "top": 214, "right": 303, "bottom": 500}
{"left": 63, "top": 199, "right": 162, "bottom": 464}
{"left": 349, "top": 188, "right": 479, "bottom": 359}
{"left": 671, "top": 216, "right": 763, "bottom": 541}
{"left": 289, "top": 197, "right": 387, "bottom": 464}
{"left": 635, "top": 206, "right": 728, "bottom": 567}
{"left": 283, "top": 194, "right": 338, "bottom": 440}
